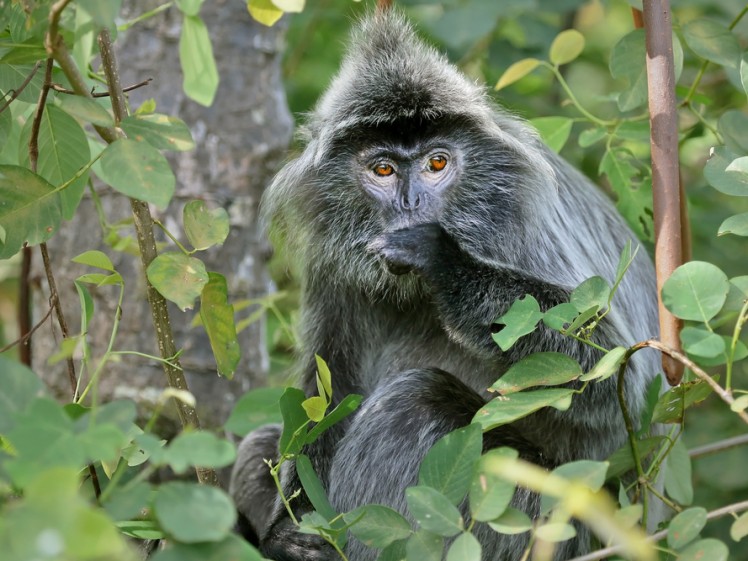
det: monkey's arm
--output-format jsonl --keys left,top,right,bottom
{"left": 374, "top": 223, "right": 613, "bottom": 369}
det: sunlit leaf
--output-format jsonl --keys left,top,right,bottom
{"left": 495, "top": 58, "right": 541, "bottom": 91}
{"left": 179, "top": 15, "right": 219, "bottom": 105}
{"left": 146, "top": 253, "right": 209, "bottom": 311}
{"left": 549, "top": 29, "right": 584, "bottom": 65}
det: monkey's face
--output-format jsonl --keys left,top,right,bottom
{"left": 355, "top": 135, "right": 463, "bottom": 231}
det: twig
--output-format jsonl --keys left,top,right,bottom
{"left": 568, "top": 500, "right": 748, "bottom": 561}
{"left": 643, "top": 339, "right": 748, "bottom": 425}
{"left": 642, "top": 0, "right": 684, "bottom": 386}
{"left": 50, "top": 77, "right": 153, "bottom": 97}
{"left": 1, "top": 295, "right": 56, "bottom": 354}
{"left": 0, "top": 60, "right": 42, "bottom": 115}
{"left": 18, "top": 248, "right": 33, "bottom": 366}
{"left": 689, "top": 434, "right": 748, "bottom": 459}
{"left": 97, "top": 28, "right": 219, "bottom": 487}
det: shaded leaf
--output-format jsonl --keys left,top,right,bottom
{"left": 153, "top": 482, "right": 235, "bottom": 543}
{"left": 0, "top": 165, "right": 61, "bottom": 259}
{"left": 474, "top": 389, "right": 574, "bottom": 430}
{"left": 667, "top": 507, "right": 706, "bottom": 549}
{"left": 122, "top": 114, "right": 195, "bottom": 152}
{"left": 97, "top": 138, "right": 176, "bottom": 210}
{"left": 200, "top": 272, "right": 240, "bottom": 377}
{"left": 343, "top": 505, "right": 411, "bottom": 548}
{"left": 224, "top": 387, "right": 283, "bottom": 436}
{"left": 661, "top": 261, "right": 729, "bottom": 322}
{"left": 406, "top": 486, "right": 463, "bottom": 537}
{"left": 492, "top": 295, "right": 543, "bottom": 351}
{"left": 419, "top": 424, "right": 482, "bottom": 505}
{"left": 490, "top": 353, "right": 581, "bottom": 395}
{"left": 469, "top": 448, "right": 517, "bottom": 522}
{"left": 146, "top": 253, "right": 209, "bottom": 311}
{"left": 179, "top": 15, "right": 219, "bottom": 105}
{"left": 530, "top": 117, "right": 572, "bottom": 153}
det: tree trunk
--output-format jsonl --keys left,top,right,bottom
{"left": 31, "top": 1, "right": 292, "bottom": 430}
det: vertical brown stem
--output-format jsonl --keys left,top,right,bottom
{"left": 97, "top": 28, "right": 218, "bottom": 486}
{"left": 642, "top": 0, "right": 685, "bottom": 385}
{"left": 18, "top": 247, "right": 32, "bottom": 366}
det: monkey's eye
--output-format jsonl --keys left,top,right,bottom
{"left": 427, "top": 155, "right": 448, "bottom": 172}
{"left": 372, "top": 163, "right": 395, "bottom": 177}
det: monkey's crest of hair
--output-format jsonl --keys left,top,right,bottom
{"left": 264, "top": 11, "right": 565, "bottom": 298}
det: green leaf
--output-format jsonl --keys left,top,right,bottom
{"left": 2, "top": 467, "right": 131, "bottom": 560}
{"left": 183, "top": 200, "right": 229, "bottom": 250}
{"left": 677, "top": 539, "right": 728, "bottom": 561}
{"left": 73, "top": 250, "right": 116, "bottom": 271}
{"left": 18, "top": 104, "right": 90, "bottom": 220}
{"left": 164, "top": 431, "right": 236, "bottom": 474}
{"left": 549, "top": 29, "right": 584, "bottom": 66}
{"left": 606, "top": 436, "right": 664, "bottom": 480}
{"left": 0, "top": 165, "right": 61, "bottom": 259}
{"left": 146, "top": 253, "right": 209, "bottom": 311}
{"left": 0, "top": 64, "right": 44, "bottom": 103}
{"left": 731, "top": 511, "right": 748, "bottom": 542}
{"left": 579, "top": 347, "right": 627, "bottom": 382}
{"left": 682, "top": 19, "right": 740, "bottom": 69}
{"left": 665, "top": 438, "right": 693, "bottom": 506}
{"left": 473, "top": 389, "right": 574, "bottom": 430}
{"left": 5, "top": 398, "right": 85, "bottom": 487}
{"left": 446, "top": 532, "right": 481, "bottom": 561}
{"left": 718, "top": 212, "right": 748, "bottom": 237}
{"left": 57, "top": 95, "right": 114, "bottom": 127}
{"left": 610, "top": 29, "right": 648, "bottom": 112}
{"left": 0, "top": 356, "right": 44, "bottom": 433}
{"left": 542, "top": 303, "right": 578, "bottom": 331}
{"left": 418, "top": 424, "right": 482, "bottom": 505}
{"left": 104, "top": 481, "right": 153, "bottom": 521}
{"left": 200, "top": 272, "right": 240, "bottom": 377}
{"left": 314, "top": 354, "right": 333, "bottom": 401}
{"left": 530, "top": 117, "right": 572, "bottom": 153}
{"left": 278, "top": 387, "right": 308, "bottom": 455}
{"left": 180, "top": 15, "right": 219, "bottom": 106}
{"left": 247, "top": 0, "right": 285, "bottom": 26}
{"left": 469, "top": 448, "right": 517, "bottom": 522}
{"left": 405, "top": 530, "right": 443, "bottom": 561}
{"left": 494, "top": 58, "right": 541, "bottom": 91}
{"left": 680, "top": 326, "right": 725, "bottom": 358}
{"left": 378, "top": 539, "right": 407, "bottom": 561}
{"left": 153, "top": 482, "right": 235, "bottom": 543}
{"left": 343, "top": 505, "right": 411, "bottom": 548}
{"left": 302, "top": 395, "right": 327, "bottom": 422}
{"left": 535, "top": 523, "right": 577, "bottom": 542}
{"left": 77, "top": 0, "right": 122, "bottom": 28}
{"left": 224, "top": 387, "right": 283, "bottom": 436}
{"left": 599, "top": 148, "right": 652, "bottom": 240}
{"left": 542, "top": 460, "right": 608, "bottom": 513}
{"left": 652, "top": 378, "right": 714, "bottom": 424}
{"left": 704, "top": 146, "right": 748, "bottom": 196}
{"left": 570, "top": 276, "right": 610, "bottom": 313}
{"left": 406, "top": 486, "right": 462, "bottom": 537}
{"left": 490, "top": 353, "right": 581, "bottom": 395}
{"left": 718, "top": 110, "right": 748, "bottom": 153}
{"left": 492, "top": 295, "right": 543, "bottom": 351}
{"left": 661, "top": 261, "right": 729, "bottom": 322}
{"left": 306, "top": 393, "right": 362, "bottom": 443}
{"left": 122, "top": 114, "right": 195, "bottom": 152}
{"left": 151, "top": 534, "right": 264, "bottom": 561}
{"left": 96, "top": 138, "right": 176, "bottom": 210}
{"left": 175, "top": 0, "right": 205, "bottom": 17}
{"left": 667, "top": 507, "right": 706, "bottom": 549}
{"left": 488, "top": 507, "right": 532, "bottom": 535}
{"left": 297, "top": 454, "right": 338, "bottom": 522}
{"left": 271, "top": 0, "right": 305, "bottom": 11}
{"left": 578, "top": 127, "right": 606, "bottom": 148}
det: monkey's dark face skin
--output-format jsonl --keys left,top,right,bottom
{"left": 357, "top": 138, "right": 459, "bottom": 230}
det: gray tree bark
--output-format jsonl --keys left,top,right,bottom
{"left": 31, "top": 1, "right": 292, "bottom": 430}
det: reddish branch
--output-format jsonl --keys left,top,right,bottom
{"left": 641, "top": 0, "right": 685, "bottom": 386}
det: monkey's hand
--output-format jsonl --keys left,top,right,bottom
{"left": 371, "top": 223, "right": 451, "bottom": 276}
{"left": 262, "top": 517, "right": 337, "bottom": 561}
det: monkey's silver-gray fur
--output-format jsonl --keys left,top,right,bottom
{"left": 230, "top": 11, "right": 661, "bottom": 561}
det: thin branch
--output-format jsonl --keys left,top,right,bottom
{"left": 18, "top": 248, "right": 33, "bottom": 366}
{"left": 0, "top": 60, "right": 42, "bottom": 115}
{"left": 97, "top": 28, "right": 218, "bottom": 487}
{"left": 642, "top": 339, "right": 748, "bottom": 425}
{"left": 642, "top": 0, "right": 685, "bottom": 386}
{"left": 50, "top": 77, "right": 153, "bottom": 97}
{"left": 1, "top": 295, "right": 55, "bottom": 354}
{"left": 569, "top": 500, "right": 748, "bottom": 561}
{"left": 689, "top": 434, "right": 748, "bottom": 459}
